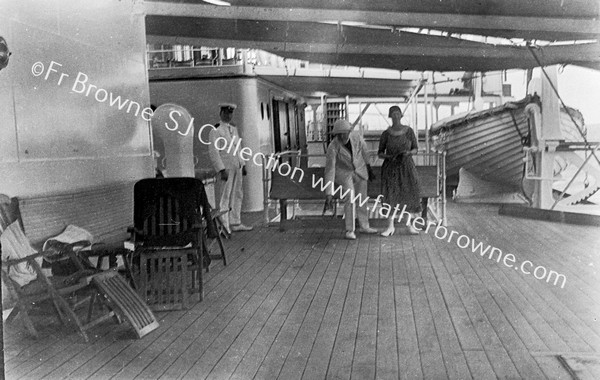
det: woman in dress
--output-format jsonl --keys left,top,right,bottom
{"left": 378, "top": 105, "right": 422, "bottom": 236}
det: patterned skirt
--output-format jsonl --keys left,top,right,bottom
{"left": 381, "top": 155, "right": 422, "bottom": 213}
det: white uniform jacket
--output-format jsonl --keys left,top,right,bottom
{"left": 208, "top": 122, "right": 245, "bottom": 172}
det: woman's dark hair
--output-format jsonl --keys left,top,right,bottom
{"left": 388, "top": 105, "right": 402, "bottom": 118}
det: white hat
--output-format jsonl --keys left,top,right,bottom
{"left": 218, "top": 102, "right": 237, "bottom": 111}
{"left": 330, "top": 119, "right": 353, "bottom": 134}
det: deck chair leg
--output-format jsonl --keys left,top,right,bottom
{"left": 15, "top": 306, "right": 39, "bottom": 339}
{"left": 54, "top": 296, "right": 90, "bottom": 342}
{"left": 122, "top": 253, "right": 137, "bottom": 290}
{"left": 87, "top": 292, "right": 96, "bottom": 323}
{"left": 87, "top": 292, "right": 116, "bottom": 324}
{"left": 52, "top": 298, "right": 70, "bottom": 326}
{"left": 216, "top": 233, "right": 227, "bottom": 266}
{"left": 215, "top": 215, "right": 231, "bottom": 240}
{"left": 6, "top": 305, "right": 39, "bottom": 338}
{"left": 5, "top": 306, "right": 20, "bottom": 324}
{"left": 22, "top": 312, "right": 39, "bottom": 338}
{"left": 201, "top": 233, "right": 210, "bottom": 273}
{"left": 86, "top": 291, "right": 122, "bottom": 325}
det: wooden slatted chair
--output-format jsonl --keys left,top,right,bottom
{"left": 0, "top": 194, "right": 159, "bottom": 342}
{"left": 130, "top": 178, "right": 216, "bottom": 310}
{"left": 202, "top": 206, "right": 228, "bottom": 271}
{"left": 1, "top": 220, "right": 115, "bottom": 342}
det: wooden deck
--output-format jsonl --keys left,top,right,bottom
{"left": 3, "top": 202, "right": 600, "bottom": 379}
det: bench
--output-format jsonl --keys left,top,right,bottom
{"left": 265, "top": 152, "right": 446, "bottom": 230}
{"left": 10, "top": 182, "right": 135, "bottom": 275}
{"left": 17, "top": 183, "right": 133, "bottom": 249}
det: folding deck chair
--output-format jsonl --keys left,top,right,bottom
{"left": 203, "top": 206, "right": 229, "bottom": 271}
{"left": 129, "top": 177, "right": 225, "bottom": 310}
{"left": 0, "top": 194, "right": 159, "bottom": 342}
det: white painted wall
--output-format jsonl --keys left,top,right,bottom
{"left": 0, "top": 0, "right": 154, "bottom": 197}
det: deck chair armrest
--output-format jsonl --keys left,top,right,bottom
{"left": 209, "top": 209, "right": 229, "bottom": 220}
{"left": 0, "top": 266, "right": 19, "bottom": 290}
{"left": 3, "top": 251, "right": 49, "bottom": 266}
{"left": 127, "top": 226, "right": 145, "bottom": 242}
{"left": 67, "top": 240, "right": 92, "bottom": 249}
{"left": 4, "top": 238, "right": 90, "bottom": 266}
{"left": 127, "top": 225, "right": 142, "bottom": 238}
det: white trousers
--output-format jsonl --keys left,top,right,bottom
{"left": 216, "top": 167, "right": 243, "bottom": 227}
{"left": 338, "top": 173, "right": 370, "bottom": 232}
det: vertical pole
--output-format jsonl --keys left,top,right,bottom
{"left": 241, "top": 49, "right": 248, "bottom": 74}
{"left": 529, "top": 65, "right": 561, "bottom": 209}
{"left": 424, "top": 77, "right": 430, "bottom": 153}
{"left": 538, "top": 65, "right": 561, "bottom": 209}
{"left": 218, "top": 48, "right": 224, "bottom": 66}
{"left": 323, "top": 95, "right": 329, "bottom": 146}
{"left": 358, "top": 101, "right": 363, "bottom": 136}
{"left": 473, "top": 72, "right": 484, "bottom": 110}
{"left": 345, "top": 95, "right": 350, "bottom": 121}
{"left": 412, "top": 92, "right": 418, "bottom": 129}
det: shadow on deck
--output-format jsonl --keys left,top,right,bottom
{"left": 4, "top": 203, "right": 600, "bottom": 379}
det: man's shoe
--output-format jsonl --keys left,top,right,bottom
{"left": 231, "top": 224, "right": 253, "bottom": 232}
{"left": 345, "top": 231, "right": 357, "bottom": 240}
{"left": 358, "top": 227, "right": 378, "bottom": 234}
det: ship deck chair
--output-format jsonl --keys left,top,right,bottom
{"left": 130, "top": 178, "right": 218, "bottom": 310}
{"left": 0, "top": 195, "right": 159, "bottom": 342}
{"left": 203, "top": 205, "right": 228, "bottom": 271}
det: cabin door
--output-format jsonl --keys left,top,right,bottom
{"left": 272, "top": 99, "right": 299, "bottom": 153}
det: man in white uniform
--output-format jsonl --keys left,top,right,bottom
{"left": 208, "top": 103, "right": 253, "bottom": 232}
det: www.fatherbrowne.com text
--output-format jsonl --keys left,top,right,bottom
{"left": 32, "top": 61, "right": 567, "bottom": 290}
{"left": 192, "top": 124, "right": 567, "bottom": 289}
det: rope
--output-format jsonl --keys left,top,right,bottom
{"left": 508, "top": 110, "right": 527, "bottom": 146}
{"left": 526, "top": 45, "right": 600, "bottom": 168}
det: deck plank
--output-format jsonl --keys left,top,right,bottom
{"left": 4, "top": 202, "right": 600, "bottom": 380}
{"left": 301, "top": 235, "right": 359, "bottom": 380}
{"left": 374, "top": 236, "right": 400, "bottom": 379}
{"left": 55, "top": 230, "right": 266, "bottom": 379}
{"left": 400, "top": 233, "right": 452, "bottom": 379}
{"left": 390, "top": 236, "right": 423, "bottom": 380}
{"left": 227, "top": 230, "right": 335, "bottom": 380}
{"left": 461, "top": 206, "right": 598, "bottom": 353}
{"left": 87, "top": 228, "right": 272, "bottom": 380}
{"left": 251, "top": 230, "right": 337, "bottom": 379}
{"left": 351, "top": 237, "right": 379, "bottom": 380}
{"left": 151, "top": 229, "right": 303, "bottom": 380}
{"left": 206, "top": 227, "right": 335, "bottom": 379}
{"left": 275, "top": 238, "right": 345, "bottom": 379}
{"left": 326, "top": 238, "right": 368, "bottom": 380}
{"left": 534, "top": 354, "right": 581, "bottom": 379}
{"left": 415, "top": 233, "right": 473, "bottom": 380}
{"left": 159, "top": 229, "right": 314, "bottom": 380}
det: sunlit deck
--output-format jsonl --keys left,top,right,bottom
{"left": 4, "top": 202, "right": 600, "bottom": 379}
